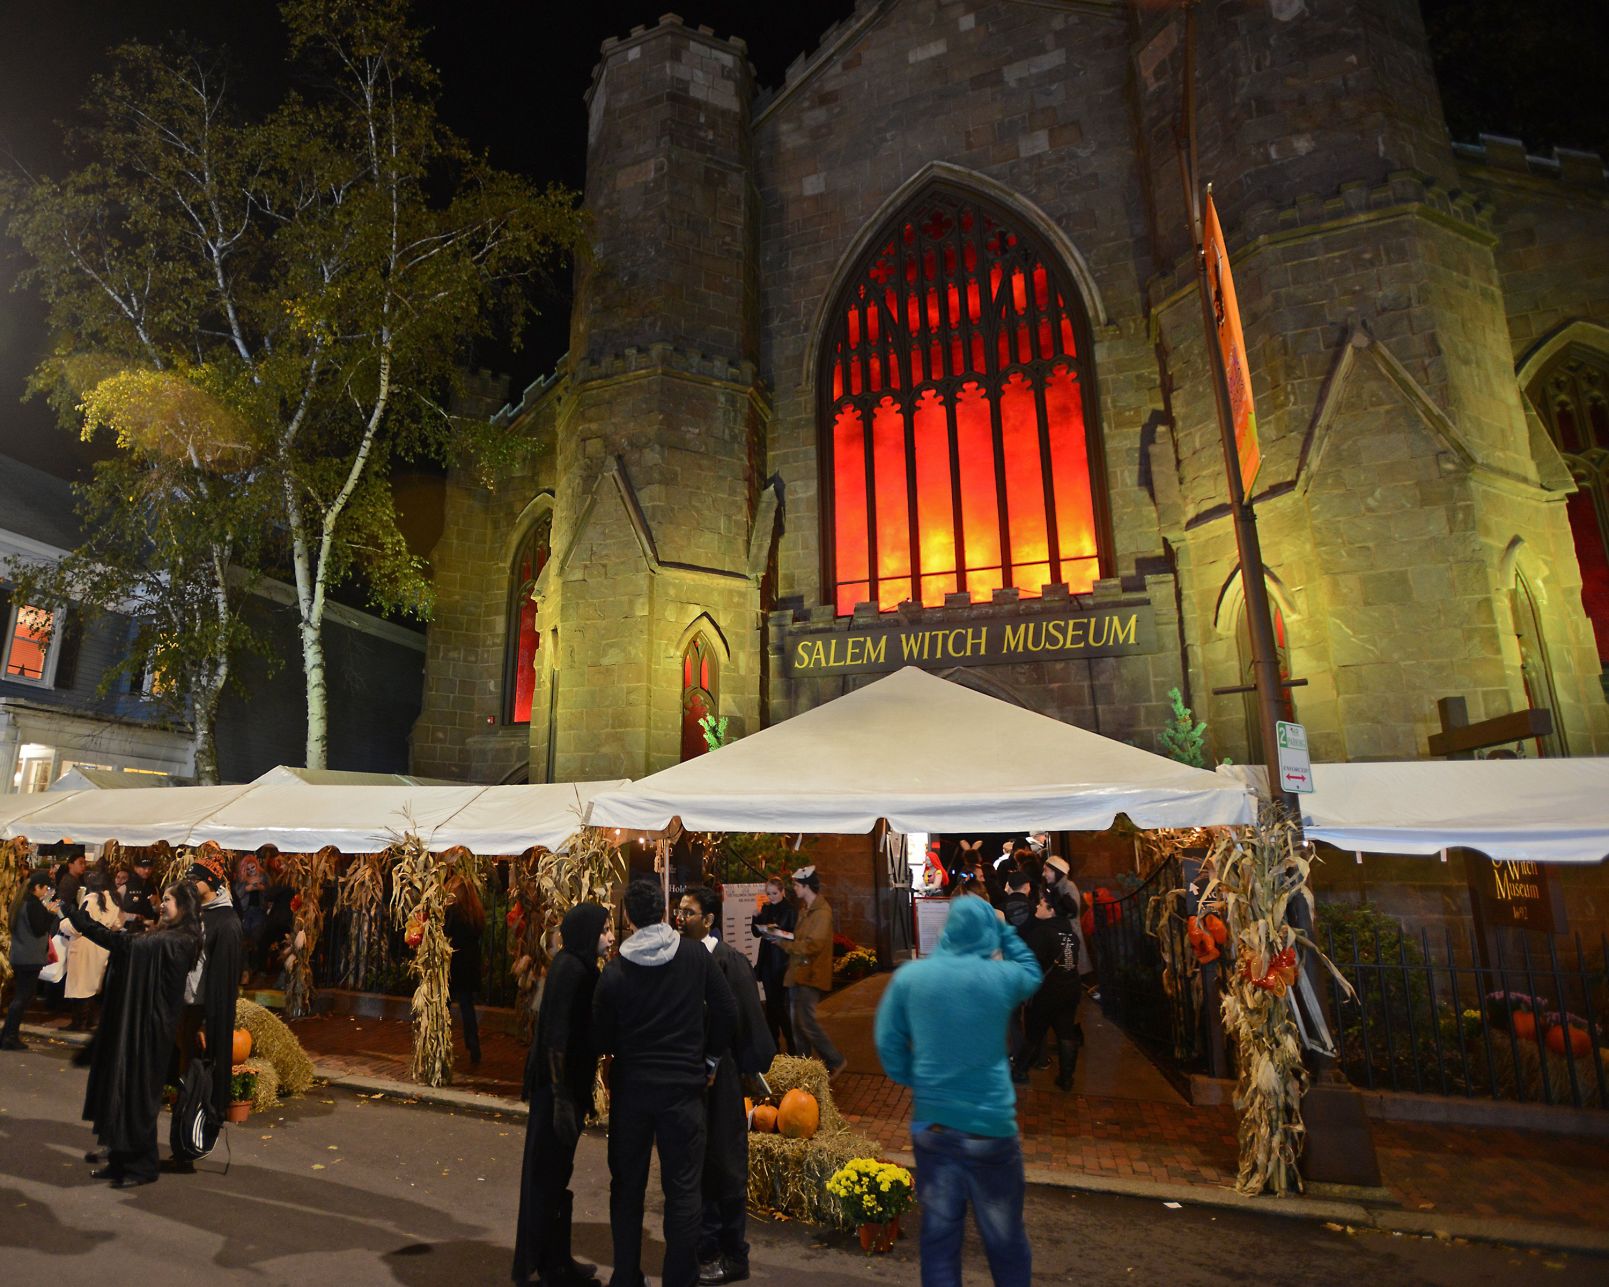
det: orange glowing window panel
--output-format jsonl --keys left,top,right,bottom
{"left": 506, "top": 516, "right": 552, "bottom": 724}
{"left": 823, "top": 192, "right": 1104, "bottom": 613}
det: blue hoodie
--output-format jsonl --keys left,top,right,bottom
{"left": 874, "top": 896, "right": 1042, "bottom": 1138}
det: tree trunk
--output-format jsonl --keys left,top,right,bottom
{"left": 302, "top": 616, "right": 328, "bottom": 770}
{"left": 191, "top": 665, "right": 226, "bottom": 785}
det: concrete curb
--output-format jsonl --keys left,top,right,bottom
{"left": 20, "top": 1028, "right": 1609, "bottom": 1258}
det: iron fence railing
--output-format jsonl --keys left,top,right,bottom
{"left": 1319, "top": 919, "right": 1609, "bottom": 1110}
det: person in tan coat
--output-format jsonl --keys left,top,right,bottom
{"left": 64, "top": 869, "right": 122, "bottom": 1030}
{"left": 780, "top": 866, "right": 846, "bottom": 1079}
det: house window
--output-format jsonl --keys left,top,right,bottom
{"left": 1235, "top": 597, "right": 1296, "bottom": 766}
{"left": 821, "top": 189, "right": 1107, "bottom": 614}
{"left": 13, "top": 742, "right": 56, "bottom": 793}
{"left": 1528, "top": 346, "right": 1609, "bottom": 693}
{"left": 3, "top": 604, "right": 57, "bottom": 685}
{"left": 680, "top": 635, "right": 718, "bottom": 762}
{"left": 505, "top": 515, "right": 552, "bottom": 725}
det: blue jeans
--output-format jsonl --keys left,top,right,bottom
{"left": 910, "top": 1121, "right": 1030, "bottom": 1287}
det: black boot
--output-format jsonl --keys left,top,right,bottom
{"left": 538, "top": 1190, "right": 598, "bottom": 1287}
{"left": 1055, "top": 1038, "right": 1080, "bottom": 1091}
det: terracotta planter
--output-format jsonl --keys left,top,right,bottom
{"left": 226, "top": 1100, "right": 251, "bottom": 1124}
{"left": 857, "top": 1216, "right": 900, "bottom": 1253}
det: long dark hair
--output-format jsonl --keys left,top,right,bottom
{"left": 447, "top": 873, "right": 485, "bottom": 934}
{"left": 162, "top": 879, "right": 206, "bottom": 968}
{"left": 84, "top": 867, "right": 112, "bottom": 915}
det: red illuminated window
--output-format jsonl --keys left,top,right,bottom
{"left": 821, "top": 191, "right": 1106, "bottom": 614}
{"left": 505, "top": 516, "right": 552, "bottom": 725}
{"left": 680, "top": 635, "right": 718, "bottom": 762}
{"left": 1528, "top": 347, "right": 1609, "bottom": 694}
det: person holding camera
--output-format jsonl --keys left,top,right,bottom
{"left": 2, "top": 869, "right": 61, "bottom": 1051}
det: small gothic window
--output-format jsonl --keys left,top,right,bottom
{"left": 1528, "top": 346, "right": 1609, "bottom": 691}
{"left": 820, "top": 189, "right": 1107, "bottom": 614}
{"left": 505, "top": 515, "right": 552, "bottom": 725}
{"left": 1235, "top": 596, "right": 1296, "bottom": 766}
{"left": 680, "top": 635, "right": 718, "bottom": 762}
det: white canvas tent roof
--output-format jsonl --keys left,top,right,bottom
{"left": 588, "top": 666, "right": 1255, "bottom": 834}
{"left": 1294, "top": 758, "right": 1609, "bottom": 865}
{"left": 50, "top": 767, "right": 176, "bottom": 791}
{"left": 0, "top": 772, "right": 629, "bottom": 854}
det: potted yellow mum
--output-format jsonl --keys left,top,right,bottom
{"left": 826, "top": 1156, "right": 915, "bottom": 1253}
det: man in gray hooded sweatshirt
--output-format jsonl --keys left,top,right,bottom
{"left": 593, "top": 879, "right": 737, "bottom": 1287}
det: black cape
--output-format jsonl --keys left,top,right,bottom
{"left": 199, "top": 899, "right": 245, "bottom": 1118}
{"left": 69, "top": 909, "right": 197, "bottom": 1154}
{"left": 525, "top": 902, "right": 607, "bottom": 1104}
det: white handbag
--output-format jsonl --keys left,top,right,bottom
{"left": 39, "top": 932, "right": 71, "bottom": 984}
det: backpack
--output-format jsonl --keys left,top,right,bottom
{"left": 169, "top": 1057, "right": 222, "bottom": 1162}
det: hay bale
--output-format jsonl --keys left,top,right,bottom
{"left": 236, "top": 998, "right": 314, "bottom": 1097}
{"left": 1485, "top": 1032, "right": 1607, "bottom": 1107}
{"left": 746, "top": 1053, "right": 874, "bottom": 1227}
{"left": 238, "top": 1056, "right": 281, "bottom": 1112}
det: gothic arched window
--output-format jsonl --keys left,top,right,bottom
{"left": 680, "top": 635, "right": 718, "bottom": 762}
{"left": 820, "top": 189, "right": 1108, "bottom": 614}
{"left": 505, "top": 514, "right": 552, "bottom": 725}
{"left": 1527, "top": 346, "right": 1609, "bottom": 692}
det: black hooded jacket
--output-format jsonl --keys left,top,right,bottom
{"left": 525, "top": 903, "right": 608, "bottom": 1104}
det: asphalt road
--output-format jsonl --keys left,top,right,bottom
{"left": 0, "top": 1040, "right": 1602, "bottom": 1285}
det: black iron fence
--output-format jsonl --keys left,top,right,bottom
{"left": 1092, "top": 857, "right": 1208, "bottom": 1073}
{"left": 1318, "top": 911, "right": 1609, "bottom": 1110}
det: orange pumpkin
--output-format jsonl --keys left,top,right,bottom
{"left": 751, "top": 1104, "right": 778, "bottom": 1133}
{"left": 1546, "top": 1024, "right": 1592, "bottom": 1060}
{"left": 776, "top": 1088, "right": 820, "bottom": 1140}
{"left": 1510, "top": 1012, "right": 1537, "bottom": 1042}
{"left": 199, "top": 1027, "right": 254, "bottom": 1066}
{"left": 1202, "top": 914, "right": 1228, "bottom": 945}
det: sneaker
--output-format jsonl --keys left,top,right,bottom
{"left": 699, "top": 1259, "right": 749, "bottom": 1285}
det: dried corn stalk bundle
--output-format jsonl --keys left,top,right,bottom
{"left": 0, "top": 837, "right": 34, "bottom": 986}
{"left": 335, "top": 852, "right": 389, "bottom": 988}
{"left": 388, "top": 834, "right": 480, "bottom": 1087}
{"left": 1194, "top": 808, "right": 1351, "bottom": 1196}
{"left": 281, "top": 846, "right": 339, "bottom": 1019}
{"left": 154, "top": 841, "right": 188, "bottom": 891}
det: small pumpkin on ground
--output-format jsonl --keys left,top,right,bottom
{"left": 1546, "top": 1024, "right": 1593, "bottom": 1060}
{"left": 777, "top": 1087, "right": 820, "bottom": 1140}
{"left": 751, "top": 1103, "right": 779, "bottom": 1133}
{"left": 1511, "top": 1011, "right": 1538, "bottom": 1042}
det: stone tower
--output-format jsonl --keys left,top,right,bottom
{"left": 1137, "top": 0, "right": 1609, "bottom": 761}
{"left": 539, "top": 16, "right": 771, "bottom": 782}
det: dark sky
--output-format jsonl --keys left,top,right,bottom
{"left": 0, "top": 0, "right": 857, "bottom": 481}
{"left": 1, "top": 1, "right": 1598, "bottom": 484}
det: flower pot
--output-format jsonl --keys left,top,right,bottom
{"left": 857, "top": 1216, "right": 899, "bottom": 1253}
{"left": 226, "top": 1100, "right": 251, "bottom": 1124}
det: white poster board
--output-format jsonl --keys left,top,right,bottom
{"left": 722, "top": 882, "right": 766, "bottom": 967}
{"left": 1276, "top": 720, "right": 1313, "bottom": 794}
{"left": 914, "top": 896, "right": 952, "bottom": 958}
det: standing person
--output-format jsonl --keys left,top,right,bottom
{"left": 512, "top": 901, "right": 611, "bottom": 1287}
{"left": 1000, "top": 870, "right": 1036, "bottom": 931}
{"left": 749, "top": 878, "right": 795, "bottom": 1056}
{"left": 593, "top": 878, "right": 736, "bottom": 1287}
{"left": 184, "top": 845, "right": 244, "bottom": 1128}
{"left": 782, "top": 866, "right": 845, "bottom": 1080}
{"left": 445, "top": 871, "right": 484, "bottom": 1069}
{"left": 1013, "top": 891, "right": 1084, "bottom": 1091}
{"left": 64, "top": 868, "right": 121, "bottom": 1031}
{"left": 874, "top": 895, "right": 1042, "bottom": 1287}
{"left": 677, "top": 887, "right": 775, "bottom": 1286}
{"left": 1041, "top": 854, "right": 1081, "bottom": 920}
{"left": 1, "top": 870, "right": 60, "bottom": 1051}
{"left": 233, "top": 850, "right": 270, "bottom": 971}
{"left": 68, "top": 880, "right": 205, "bottom": 1187}
{"left": 120, "top": 853, "right": 159, "bottom": 930}
{"left": 53, "top": 851, "right": 88, "bottom": 916}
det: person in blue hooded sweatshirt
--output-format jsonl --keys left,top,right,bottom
{"left": 874, "top": 894, "right": 1041, "bottom": 1287}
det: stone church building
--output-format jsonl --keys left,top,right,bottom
{"left": 412, "top": 0, "right": 1609, "bottom": 799}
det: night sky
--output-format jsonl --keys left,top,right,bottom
{"left": 0, "top": 1, "right": 1600, "bottom": 484}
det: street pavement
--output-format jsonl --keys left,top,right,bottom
{"left": 1, "top": 1040, "right": 1604, "bottom": 1285}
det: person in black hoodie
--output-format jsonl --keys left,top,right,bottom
{"left": 677, "top": 887, "right": 776, "bottom": 1286}
{"left": 513, "top": 902, "right": 611, "bottom": 1286}
{"left": 593, "top": 879, "right": 737, "bottom": 1287}
{"left": 748, "top": 878, "right": 795, "bottom": 1056}
{"left": 1013, "top": 889, "right": 1084, "bottom": 1091}
{"left": 181, "top": 845, "right": 245, "bottom": 1132}
{"left": 69, "top": 880, "right": 204, "bottom": 1186}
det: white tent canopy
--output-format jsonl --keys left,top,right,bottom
{"left": 1296, "top": 758, "right": 1609, "bottom": 865}
{"left": 0, "top": 773, "right": 628, "bottom": 854}
{"left": 588, "top": 666, "right": 1256, "bottom": 834}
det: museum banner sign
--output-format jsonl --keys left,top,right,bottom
{"left": 1466, "top": 855, "right": 1561, "bottom": 934}
{"left": 784, "top": 603, "right": 1155, "bottom": 677}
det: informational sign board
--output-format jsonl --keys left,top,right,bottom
{"left": 1204, "top": 192, "right": 1261, "bottom": 495}
{"left": 1275, "top": 720, "right": 1313, "bottom": 793}
{"left": 721, "top": 882, "right": 766, "bottom": 967}
{"left": 914, "top": 896, "right": 952, "bottom": 958}
{"left": 1466, "top": 857, "right": 1560, "bottom": 934}
{"left": 784, "top": 602, "right": 1155, "bottom": 677}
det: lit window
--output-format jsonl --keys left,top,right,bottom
{"left": 13, "top": 742, "right": 55, "bottom": 793}
{"left": 1528, "top": 346, "right": 1609, "bottom": 695}
{"left": 505, "top": 516, "right": 552, "bottom": 725}
{"left": 680, "top": 635, "right": 718, "bottom": 762}
{"left": 822, "top": 190, "right": 1105, "bottom": 613}
{"left": 4, "top": 604, "right": 55, "bottom": 683}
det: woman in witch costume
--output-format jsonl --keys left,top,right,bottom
{"left": 67, "top": 880, "right": 204, "bottom": 1187}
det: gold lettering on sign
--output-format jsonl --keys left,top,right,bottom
{"left": 1491, "top": 860, "right": 1541, "bottom": 905}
